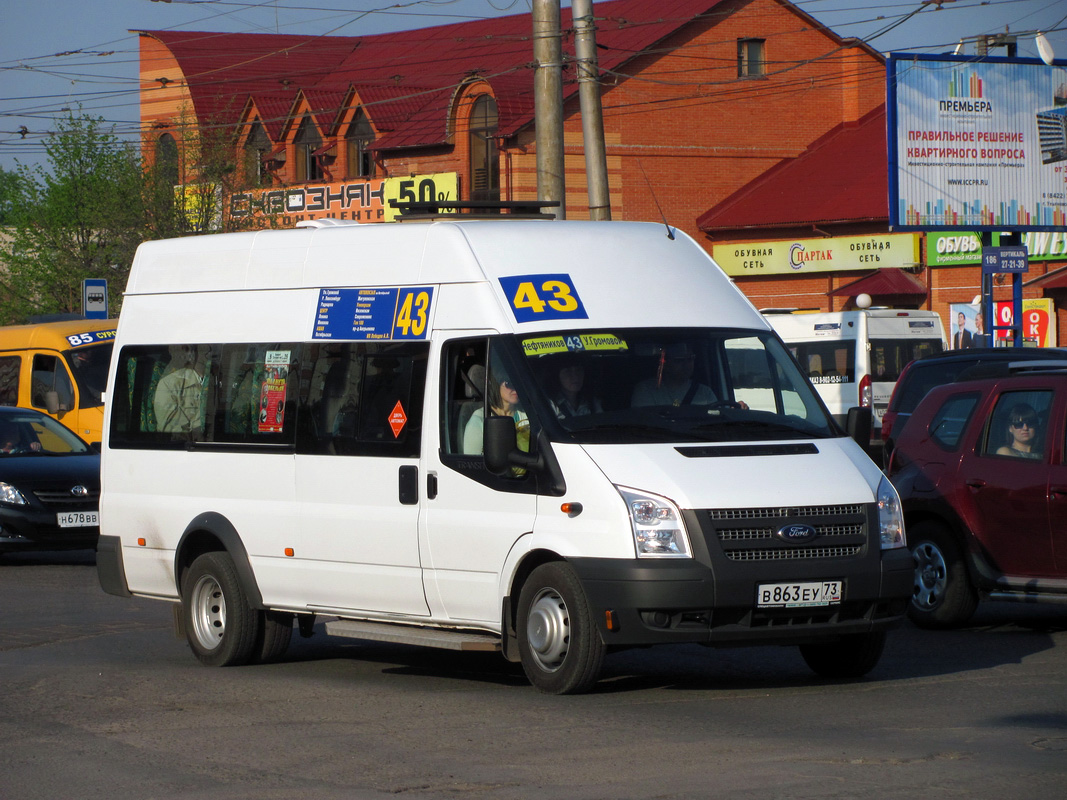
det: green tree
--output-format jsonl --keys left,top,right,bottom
{"left": 0, "top": 114, "right": 144, "bottom": 324}
{"left": 0, "top": 167, "right": 29, "bottom": 225}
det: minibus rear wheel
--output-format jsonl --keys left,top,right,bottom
{"left": 517, "top": 562, "right": 605, "bottom": 694}
{"left": 182, "top": 551, "right": 261, "bottom": 667}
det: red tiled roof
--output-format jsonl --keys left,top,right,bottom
{"left": 696, "top": 105, "right": 888, "bottom": 232}
{"left": 828, "top": 268, "right": 927, "bottom": 297}
{"left": 137, "top": 1, "right": 763, "bottom": 149}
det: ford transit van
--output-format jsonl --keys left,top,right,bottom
{"left": 97, "top": 219, "right": 912, "bottom": 693}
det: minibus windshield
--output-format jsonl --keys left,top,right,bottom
{"left": 65, "top": 342, "right": 113, "bottom": 409}
{"left": 518, "top": 328, "right": 836, "bottom": 444}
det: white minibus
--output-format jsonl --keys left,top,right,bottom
{"left": 766, "top": 309, "right": 946, "bottom": 444}
{"left": 97, "top": 219, "right": 912, "bottom": 693}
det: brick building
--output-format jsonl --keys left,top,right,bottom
{"left": 135, "top": 0, "right": 1067, "bottom": 344}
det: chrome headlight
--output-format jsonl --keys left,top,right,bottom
{"left": 0, "top": 482, "right": 28, "bottom": 505}
{"left": 618, "top": 487, "right": 691, "bottom": 558}
{"left": 877, "top": 475, "right": 906, "bottom": 550}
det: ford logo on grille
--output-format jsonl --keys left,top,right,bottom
{"left": 776, "top": 523, "right": 817, "bottom": 544}
{"left": 71, "top": 485, "right": 89, "bottom": 497}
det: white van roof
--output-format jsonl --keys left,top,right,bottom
{"left": 126, "top": 220, "right": 769, "bottom": 335}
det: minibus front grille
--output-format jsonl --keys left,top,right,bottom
{"left": 708, "top": 504, "right": 864, "bottom": 520}
{"left": 697, "top": 503, "right": 870, "bottom": 562}
{"left": 719, "top": 523, "right": 863, "bottom": 542}
{"left": 725, "top": 546, "right": 861, "bottom": 561}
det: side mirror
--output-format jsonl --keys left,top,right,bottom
{"left": 846, "top": 406, "right": 872, "bottom": 447}
{"left": 45, "top": 390, "right": 61, "bottom": 416}
{"left": 484, "top": 414, "right": 540, "bottom": 476}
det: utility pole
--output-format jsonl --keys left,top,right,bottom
{"left": 572, "top": 0, "right": 611, "bottom": 220}
{"left": 533, "top": 0, "right": 565, "bottom": 218}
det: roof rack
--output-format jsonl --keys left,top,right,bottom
{"left": 1008, "top": 360, "right": 1067, "bottom": 372}
{"left": 389, "top": 199, "right": 560, "bottom": 220}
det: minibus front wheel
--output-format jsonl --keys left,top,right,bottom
{"left": 517, "top": 562, "right": 605, "bottom": 694}
{"left": 181, "top": 551, "right": 261, "bottom": 667}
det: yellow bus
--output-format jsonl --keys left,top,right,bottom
{"left": 0, "top": 319, "right": 117, "bottom": 444}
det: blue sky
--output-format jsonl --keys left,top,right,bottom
{"left": 2, "top": 0, "right": 1065, "bottom": 171}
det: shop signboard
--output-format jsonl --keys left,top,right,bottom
{"left": 929, "top": 230, "right": 1067, "bottom": 266}
{"left": 228, "top": 172, "right": 458, "bottom": 225}
{"left": 888, "top": 53, "right": 1067, "bottom": 232}
{"left": 712, "top": 233, "right": 920, "bottom": 277}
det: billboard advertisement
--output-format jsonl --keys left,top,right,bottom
{"left": 949, "top": 299, "right": 1055, "bottom": 348}
{"left": 888, "top": 54, "right": 1067, "bottom": 232}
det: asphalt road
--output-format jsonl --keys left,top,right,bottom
{"left": 2, "top": 549, "right": 1065, "bottom": 800}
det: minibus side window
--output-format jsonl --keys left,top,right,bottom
{"left": 0, "top": 356, "right": 19, "bottom": 406}
{"left": 440, "top": 338, "right": 539, "bottom": 491}
{"left": 294, "top": 342, "right": 427, "bottom": 458}
{"left": 30, "top": 354, "right": 74, "bottom": 412}
{"left": 440, "top": 339, "right": 489, "bottom": 457}
{"left": 213, "top": 343, "right": 300, "bottom": 445}
{"left": 110, "top": 344, "right": 222, "bottom": 447}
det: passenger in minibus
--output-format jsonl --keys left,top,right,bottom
{"left": 462, "top": 369, "right": 529, "bottom": 456}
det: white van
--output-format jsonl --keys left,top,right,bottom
{"left": 765, "top": 309, "right": 946, "bottom": 442}
{"left": 97, "top": 219, "right": 912, "bottom": 694}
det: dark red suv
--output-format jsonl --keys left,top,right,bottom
{"left": 887, "top": 365, "right": 1067, "bottom": 627}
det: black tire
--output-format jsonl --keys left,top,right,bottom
{"left": 908, "top": 521, "right": 978, "bottom": 629}
{"left": 517, "top": 562, "right": 605, "bottom": 695}
{"left": 799, "top": 631, "right": 887, "bottom": 679}
{"left": 181, "top": 551, "right": 261, "bottom": 667}
{"left": 253, "top": 610, "right": 294, "bottom": 664}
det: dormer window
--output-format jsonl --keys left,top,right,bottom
{"left": 293, "top": 114, "right": 323, "bottom": 183}
{"left": 243, "top": 121, "right": 272, "bottom": 187}
{"left": 346, "top": 110, "right": 375, "bottom": 179}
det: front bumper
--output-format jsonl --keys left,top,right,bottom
{"left": 0, "top": 506, "right": 99, "bottom": 551}
{"left": 569, "top": 540, "right": 913, "bottom": 648}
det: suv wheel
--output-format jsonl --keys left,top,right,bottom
{"left": 908, "top": 521, "right": 978, "bottom": 629}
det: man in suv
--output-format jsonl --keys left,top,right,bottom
{"left": 881, "top": 347, "right": 1067, "bottom": 465}
{"left": 887, "top": 364, "right": 1067, "bottom": 628}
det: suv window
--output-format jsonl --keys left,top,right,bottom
{"left": 981, "top": 390, "right": 1052, "bottom": 460}
{"left": 871, "top": 338, "right": 942, "bottom": 384}
{"left": 928, "top": 392, "right": 979, "bottom": 450}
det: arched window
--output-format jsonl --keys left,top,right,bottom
{"left": 156, "top": 133, "right": 179, "bottom": 187}
{"left": 243, "top": 121, "right": 273, "bottom": 187}
{"left": 346, "top": 110, "right": 375, "bottom": 179}
{"left": 293, "top": 114, "right": 323, "bottom": 183}
{"left": 469, "top": 95, "right": 499, "bottom": 203}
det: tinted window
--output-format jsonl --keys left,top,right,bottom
{"left": 928, "top": 392, "right": 979, "bottom": 450}
{"left": 0, "top": 356, "right": 19, "bottom": 406}
{"left": 30, "top": 354, "right": 74, "bottom": 413}
{"left": 296, "top": 342, "right": 427, "bottom": 458}
{"left": 787, "top": 340, "right": 856, "bottom": 385}
{"left": 111, "top": 344, "right": 296, "bottom": 449}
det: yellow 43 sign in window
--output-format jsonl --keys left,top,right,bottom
{"left": 499, "top": 274, "right": 588, "bottom": 323}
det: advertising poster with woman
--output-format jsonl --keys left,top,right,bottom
{"left": 258, "top": 350, "right": 291, "bottom": 433}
